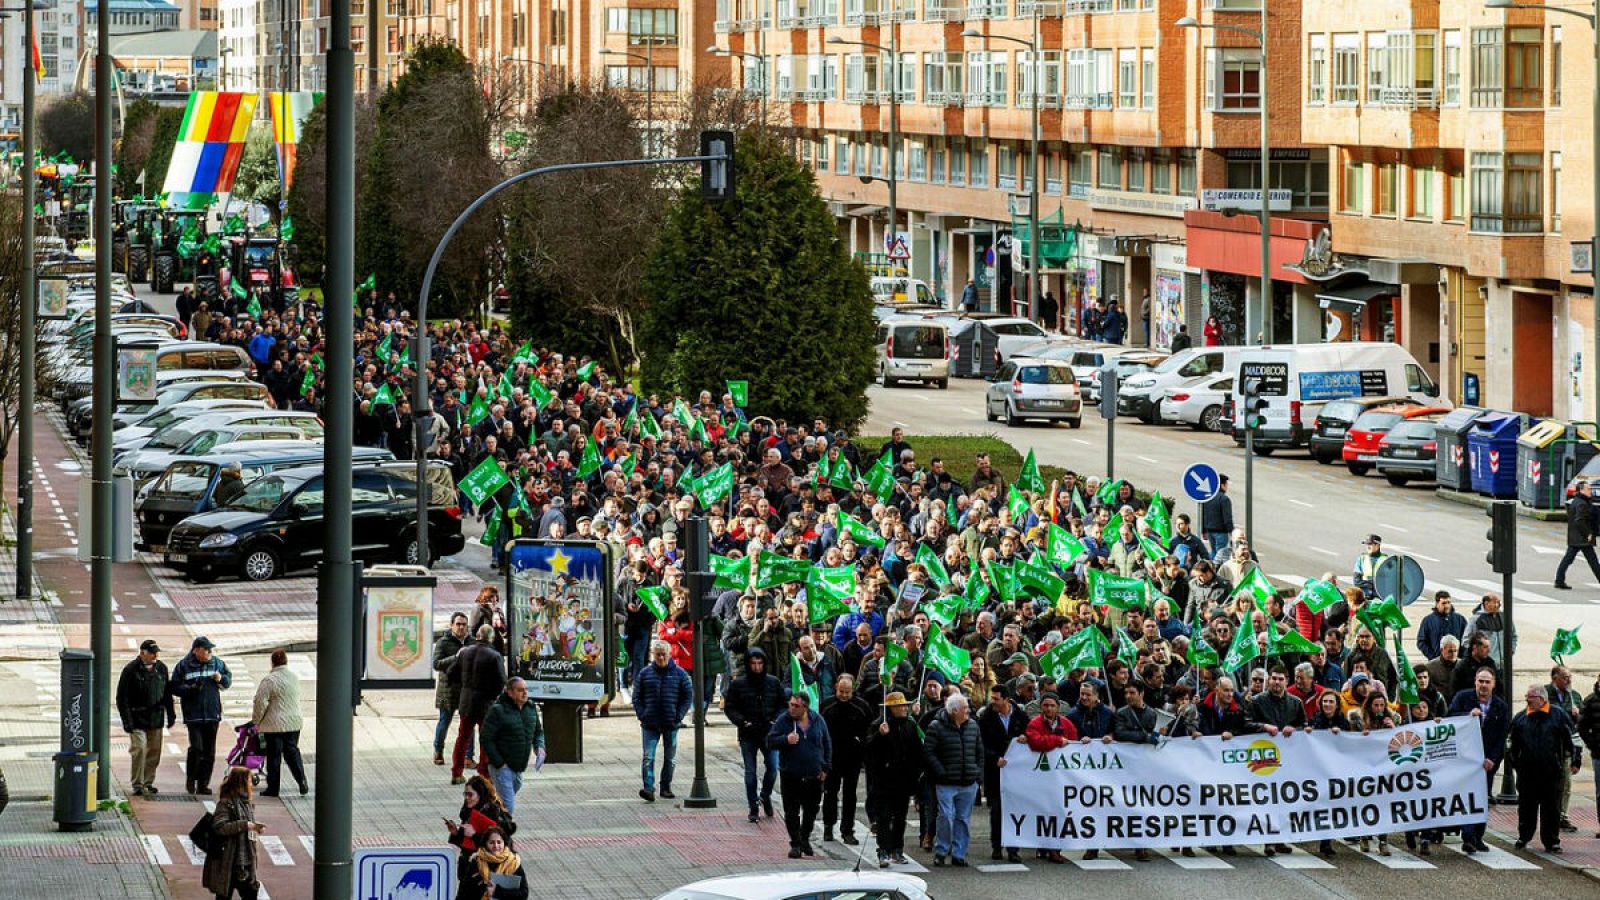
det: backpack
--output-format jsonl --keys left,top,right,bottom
{"left": 188, "top": 811, "right": 222, "bottom": 855}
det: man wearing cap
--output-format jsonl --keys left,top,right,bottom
{"left": 866, "top": 691, "right": 921, "bottom": 867}
{"left": 169, "top": 636, "right": 233, "bottom": 795}
{"left": 978, "top": 685, "right": 1029, "bottom": 863}
{"left": 1352, "top": 534, "right": 1387, "bottom": 599}
{"left": 117, "top": 639, "right": 176, "bottom": 796}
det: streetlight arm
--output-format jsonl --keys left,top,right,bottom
{"left": 1487, "top": 0, "right": 1596, "bottom": 25}
{"left": 1185, "top": 21, "right": 1264, "bottom": 44}
{"left": 975, "top": 33, "right": 1035, "bottom": 50}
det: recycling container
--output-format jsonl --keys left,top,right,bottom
{"left": 52, "top": 752, "right": 97, "bottom": 831}
{"left": 1434, "top": 406, "right": 1487, "bottom": 491}
{"left": 1467, "top": 413, "right": 1526, "bottom": 498}
{"left": 1517, "top": 421, "right": 1600, "bottom": 510}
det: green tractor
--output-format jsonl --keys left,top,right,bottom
{"left": 60, "top": 179, "right": 95, "bottom": 244}
{"left": 149, "top": 209, "right": 210, "bottom": 294}
{"left": 111, "top": 200, "right": 158, "bottom": 277}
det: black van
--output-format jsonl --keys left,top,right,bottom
{"left": 165, "top": 460, "right": 465, "bottom": 582}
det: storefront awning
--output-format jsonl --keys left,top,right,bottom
{"left": 1316, "top": 282, "right": 1396, "bottom": 313}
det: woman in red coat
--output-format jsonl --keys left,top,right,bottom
{"left": 655, "top": 590, "right": 695, "bottom": 672}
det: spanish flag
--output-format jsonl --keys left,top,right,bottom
{"left": 30, "top": 33, "right": 43, "bottom": 81}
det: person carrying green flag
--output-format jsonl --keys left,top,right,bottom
{"left": 527, "top": 376, "right": 553, "bottom": 409}
{"left": 726, "top": 380, "right": 749, "bottom": 407}
{"left": 790, "top": 658, "right": 819, "bottom": 709}
{"left": 458, "top": 456, "right": 510, "bottom": 506}
{"left": 1086, "top": 568, "right": 1148, "bottom": 612}
{"left": 576, "top": 359, "right": 598, "bottom": 381}
{"left": 924, "top": 625, "right": 972, "bottom": 682}
{"left": 1144, "top": 491, "right": 1172, "bottom": 543}
{"left": 479, "top": 502, "right": 502, "bottom": 548}
{"left": 915, "top": 544, "right": 951, "bottom": 588}
{"left": 465, "top": 393, "right": 491, "bottom": 426}
{"left": 1095, "top": 478, "right": 1124, "bottom": 505}
{"left": 863, "top": 458, "right": 896, "bottom": 499}
{"left": 353, "top": 273, "right": 375, "bottom": 309}
{"left": 1018, "top": 448, "right": 1046, "bottom": 494}
{"left": 637, "top": 585, "right": 671, "bottom": 622}
{"left": 1300, "top": 578, "right": 1344, "bottom": 613}
{"left": 576, "top": 440, "right": 602, "bottom": 479}
{"left": 372, "top": 383, "right": 395, "bottom": 407}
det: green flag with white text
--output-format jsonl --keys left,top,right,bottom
{"left": 924, "top": 625, "right": 972, "bottom": 682}
{"left": 1014, "top": 556, "right": 1065, "bottom": 604}
{"left": 527, "top": 376, "right": 553, "bottom": 409}
{"left": 1394, "top": 632, "right": 1422, "bottom": 705}
{"left": 1552, "top": 626, "right": 1582, "bottom": 661}
{"left": 1007, "top": 484, "right": 1030, "bottom": 522}
{"left": 695, "top": 462, "right": 735, "bottom": 507}
{"left": 726, "top": 380, "right": 748, "bottom": 407}
{"left": 791, "top": 659, "right": 819, "bottom": 709}
{"left": 1087, "top": 568, "right": 1148, "bottom": 611}
{"left": 1223, "top": 614, "right": 1260, "bottom": 672}
{"left": 1231, "top": 567, "right": 1276, "bottom": 610}
{"left": 1300, "top": 578, "right": 1343, "bottom": 613}
{"left": 915, "top": 544, "right": 951, "bottom": 588}
{"left": 710, "top": 553, "right": 750, "bottom": 591}
{"left": 864, "top": 458, "right": 896, "bottom": 499}
{"left": 458, "top": 456, "right": 510, "bottom": 506}
{"left": 1145, "top": 492, "right": 1172, "bottom": 543}
{"left": 637, "top": 585, "right": 671, "bottom": 621}
{"left": 754, "top": 550, "right": 813, "bottom": 589}
{"left": 838, "top": 512, "right": 886, "bottom": 549}
{"left": 577, "top": 440, "right": 602, "bottom": 479}
{"left": 1019, "top": 448, "right": 1045, "bottom": 494}
{"left": 1046, "top": 524, "right": 1085, "bottom": 570}
{"left": 465, "top": 394, "right": 491, "bottom": 426}
{"left": 479, "top": 503, "right": 501, "bottom": 548}
{"left": 577, "top": 360, "right": 597, "bottom": 381}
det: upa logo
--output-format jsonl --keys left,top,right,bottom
{"left": 1221, "top": 739, "right": 1281, "bottom": 776}
{"left": 1387, "top": 729, "right": 1424, "bottom": 765}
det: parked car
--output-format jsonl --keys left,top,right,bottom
{"left": 1375, "top": 417, "right": 1443, "bottom": 486}
{"left": 655, "top": 871, "right": 930, "bottom": 900}
{"left": 1119, "top": 347, "right": 1247, "bottom": 423}
{"left": 870, "top": 275, "right": 936, "bottom": 306}
{"left": 165, "top": 460, "right": 465, "bottom": 582}
{"left": 69, "top": 369, "right": 254, "bottom": 438}
{"left": 875, "top": 319, "right": 950, "bottom": 388}
{"left": 1342, "top": 405, "right": 1449, "bottom": 476}
{"left": 985, "top": 357, "right": 1083, "bottom": 427}
{"left": 115, "top": 424, "right": 318, "bottom": 487}
{"left": 114, "top": 409, "right": 324, "bottom": 474}
{"left": 1308, "top": 395, "right": 1425, "bottom": 464}
{"left": 1156, "top": 373, "right": 1234, "bottom": 432}
{"left": 112, "top": 398, "right": 271, "bottom": 453}
{"left": 985, "top": 317, "right": 1054, "bottom": 362}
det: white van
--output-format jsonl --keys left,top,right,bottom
{"left": 1228, "top": 342, "right": 1442, "bottom": 451}
{"left": 875, "top": 319, "right": 950, "bottom": 388}
{"left": 1118, "top": 346, "right": 1249, "bottom": 423}
{"left": 870, "top": 276, "right": 936, "bottom": 306}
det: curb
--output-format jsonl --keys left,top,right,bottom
{"left": 1434, "top": 487, "right": 1567, "bottom": 521}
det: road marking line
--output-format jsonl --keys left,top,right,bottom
{"left": 1441, "top": 842, "right": 1540, "bottom": 869}
{"left": 1460, "top": 578, "right": 1556, "bottom": 604}
{"left": 152, "top": 592, "right": 173, "bottom": 609}
{"left": 1287, "top": 498, "right": 1314, "bottom": 508}
{"left": 1357, "top": 847, "right": 1434, "bottom": 869}
{"left": 299, "top": 835, "right": 316, "bottom": 857}
{"left": 1137, "top": 455, "right": 1159, "bottom": 463}
{"left": 893, "top": 421, "right": 909, "bottom": 428}
{"left": 1071, "top": 438, "right": 1091, "bottom": 446}
{"left": 167, "top": 742, "right": 180, "bottom": 755}
{"left": 1263, "top": 849, "right": 1334, "bottom": 869}
{"left": 1408, "top": 552, "right": 1440, "bottom": 562}
{"left": 1308, "top": 546, "right": 1337, "bottom": 557}
{"left": 1155, "top": 848, "right": 1232, "bottom": 870}
{"left": 142, "top": 835, "right": 172, "bottom": 866}
{"left": 125, "top": 638, "right": 137, "bottom": 649}
{"left": 975, "top": 863, "right": 1029, "bottom": 873}
{"left": 204, "top": 801, "right": 216, "bottom": 814}
{"left": 261, "top": 835, "right": 294, "bottom": 866}
{"left": 1377, "top": 523, "right": 1409, "bottom": 533}
{"left": 177, "top": 836, "right": 205, "bottom": 865}
{"left": 1070, "top": 854, "right": 1132, "bottom": 870}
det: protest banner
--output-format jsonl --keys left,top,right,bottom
{"left": 999, "top": 716, "right": 1488, "bottom": 850}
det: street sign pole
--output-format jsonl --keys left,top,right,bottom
{"left": 90, "top": 0, "right": 114, "bottom": 799}
{"left": 683, "top": 514, "right": 716, "bottom": 809}
{"left": 1100, "top": 365, "right": 1117, "bottom": 480}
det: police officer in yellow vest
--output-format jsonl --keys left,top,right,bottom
{"left": 1352, "top": 534, "right": 1387, "bottom": 599}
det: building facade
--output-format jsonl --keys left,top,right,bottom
{"left": 1, "top": 0, "right": 84, "bottom": 139}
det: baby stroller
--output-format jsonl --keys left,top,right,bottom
{"left": 227, "top": 722, "right": 266, "bottom": 786}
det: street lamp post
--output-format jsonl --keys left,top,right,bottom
{"left": 706, "top": 44, "right": 766, "bottom": 126}
{"left": 1178, "top": 12, "right": 1269, "bottom": 347}
{"left": 600, "top": 47, "right": 655, "bottom": 155}
{"left": 501, "top": 54, "right": 548, "bottom": 104}
{"left": 964, "top": 14, "right": 1042, "bottom": 325}
{"left": 829, "top": 33, "right": 898, "bottom": 267}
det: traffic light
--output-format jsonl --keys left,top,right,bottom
{"left": 1241, "top": 378, "right": 1269, "bottom": 431}
{"left": 1485, "top": 500, "right": 1517, "bottom": 574}
{"left": 700, "top": 131, "right": 735, "bottom": 203}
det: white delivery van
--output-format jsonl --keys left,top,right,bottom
{"left": 875, "top": 319, "right": 951, "bottom": 388}
{"left": 1118, "top": 346, "right": 1249, "bottom": 423}
{"left": 1229, "top": 342, "right": 1442, "bottom": 452}
{"left": 870, "top": 276, "right": 936, "bottom": 306}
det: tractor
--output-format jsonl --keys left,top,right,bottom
{"left": 111, "top": 200, "right": 158, "bottom": 277}
{"left": 149, "top": 209, "right": 210, "bottom": 294}
{"left": 224, "top": 235, "right": 296, "bottom": 311}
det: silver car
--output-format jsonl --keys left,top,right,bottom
{"left": 984, "top": 358, "right": 1083, "bottom": 427}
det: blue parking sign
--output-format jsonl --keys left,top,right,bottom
{"left": 1183, "top": 463, "right": 1221, "bottom": 503}
{"left": 355, "top": 847, "right": 456, "bottom": 900}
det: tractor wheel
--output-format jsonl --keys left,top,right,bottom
{"left": 153, "top": 254, "right": 177, "bottom": 294}
{"left": 128, "top": 246, "right": 150, "bottom": 284}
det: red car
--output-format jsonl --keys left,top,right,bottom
{"left": 1342, "top": 406, "right": 1450, "bottom": 476}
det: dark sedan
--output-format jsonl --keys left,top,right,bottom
{"left": 1376, "top": 418, "right": 1441, "bottom": 486}
{"left": 1309, "top": 396, "right": 1423, "bottom": 464}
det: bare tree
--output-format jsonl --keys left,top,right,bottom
{"left": 0, "top": 196, "right": 61, "bottom": 523}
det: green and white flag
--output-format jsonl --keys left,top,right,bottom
{"left": 673, "top": 398, "right": 695, "bottom": 429}
{"left": 526, "top": 376, "right": 553, "bottom": 409}
{"left": 806, "top": 582, "right": 854, "bottom": 624}
{"left": 638, "top": 408, "right": 662, "bottom": 440}
{"left": 458, "top": 457, "right": 510, "bottom": 506}
{"left": 688, "top": 414, "right": 709, "bottom": 445}
{"left": 838, "top": 512, "right": 886, "bottom": 549}
{"left": 495, "top": 372, "right": 515, "bottom": 402}
{"left": 511, "top": 340, "right": 536, "bottom": 364}
{"left": 576, "top": 440, "right": 602, "bottom": 479}
{"left": 1136, "top": 531, "right": 1168, "bottom": 564}
{"left": 1039, "top": 627, "right": 1108, "bottom": 679}
{"left": 1222, "top": 614, "right": 1260, "bottom": 672}
{"left": 1086, "top": 568, "right": 1148, "bottom": 611}
{"left": 465, "top": 393, "right": 491, "bottom": 426}
{"left": 710, "top": 553, "right": 750, "bottom": 591}
{"left": 1187, "top": 638, "right": 1220, "bottom": 669}
{"left": 945, "top": 497, "right": 961, "bottom": 529}
{"left": 246, "top": 294, "right": 263, "bottom": 320}
{"left": 813, "top": 454, "right": 832, "bottom": 488}
{"left": 1104, "top": 512, "right": 1124, "bottom": 540}
{"left": 1300, "top": 578, "right": 1344, "bottom": 613}
{"left": 829, "top": 456, "right": 855, "bottom": 491}
{"left": 619, "top": 454, "right": 637, "bottom": 480}
{"left": 985, "top": 559, "right": 1019, "bottom": 603}
{"left": 1095, "top": 478, "right": 1124, "bottom": 505}
{"left": 1144, "top": 492, "right": 1172, "bottom": 543}
{"left": 376, "top": 331, "right": 394, "bottom": 361}
{"left": 637, "top": 585, "right": 671, "bottom": 621}
{"left": 807, "top": 564, "right": 857, "bottom": 599}
{"left": 863, "top": 458, "right": 896, "bottom": 499}
{"left": 479, "top": 502, "right": 501, "bottom": 548}
{"left": 1046, "top": 523, "right": 1085, "bottom": 570}
{"left": 1014, "top": 556, "right": 1065, "bottom": 604}
{"left": 791, "top": 659, "right": 819, "bottom": 709}
{"left": 1018, "top": 448, "right": 1046, "bottom": 494}
{"left": 915, "top": 544, "right": 951, "bottom": 588}
{"left": 695, "top": 462, "right": 736, "bottom": 507}
{"left": 577, "top": 359, "right": 597, "bottom": 381}
{"left": 1356, "top": 594, "right": 1409, "bottom": 639}
{"left": 726, "top": 380, "right": 749, "bottom": 407}
{"left": 965, "top": 568, "right": 992, "bottom": 609}
{"left": 372, "top": 383, "right": 395, "bottom": 407}
{"left": 1394, "top": 632, "right": 1423, "bottom": 705}
{"left": 1117, "top": 634, "right": 1139, "bottom": 669}
{"left": 1552, "top": 626, "right": 1583, "bottom": 662}
{"left": 882, "top": 641, "right": 908, "bottom": 676}
{"left": 924, "top": 593, "right": 967, "bottom": 627}
{"left": 353, "top": 273, "right": 375, "bottom": 310}
{"left": 1007, "top": 484, "right": 1030, "bottom": 522}
{"left": 754, "top": 550, "right": 813, "bottom": 589}
{"left": 924, "top": 625, "right": 972, "bottom": 682}
{"left": 1231, "top": 567, "right": 1277, "bottom": 610}
{"left": 1266, "top": 620, "right": 1321, "bottom": 656}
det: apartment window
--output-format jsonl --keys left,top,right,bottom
{"left": 1366, "top": 32, "right": 1388, "bottom": 104}
{"left": 1206, "top": 48, "right": 1261, "bottom": 111}
{"left": 1127, "top": 149, "right": 1146, "bottom": 192}
{"left": 924, "top": 52, "right": 963, "bottom": 103}
{"left": 1442, "top": 30, "right": 1461, "bottom": 106}
{"left": 1342, "top": 153, "right": 1366, "bottom": 213}
{"left": 1177, "top": 150, "right": 1197, "bottom": 195}
{"left": 998, "top": 145, "right": 1017, "bottom": 190}
{"left": 1409, "top": 165, "right": 1435, "bottom": 219}
{"left": 1141, "top": 49, "right": 1155, "bottom": 108}
{"left": 550, "top": 9, "right": 567, "bottom": 44}
{"left": 1017, "top": 51, "right": 1062, "bottom": 105}
{"left": 853, "top": 139, "right": 867, "bottom": 176}
{"left": 951, "top": 140, "right": 967, "bottom": 186}
{"left": 815, "top": 138, "right": 828, "bottom": 171}
{"left": 910, "top": 142, "right": 927, "bottom": 182}
{"left": 1066, "top": 48, "right": 1113, "bottom": 109}
{"left": 834, "top": 136, "right": 849, "bottom": 174}
{"left": 931, "top": 143, "right": 946, "bottom": 184}
{"left": 607, "top": 7, "right": 625, "bottom": 30}
{"left": 1044, "top": 152, "right": 1061, "bottom": 193}
{"left": 1468, "top": 28, "right": 1543, "bottom": 108}
{"left": 627, "top": 8, "right": 677, "bottom": 44}
{"left": 1332, "top": 34, "right": 1359, "bottom": 104}
{"left": 1098, "top": 147, "right": 1121, "bottom": 189}
{"left": 1069, "top": 148, "right": 1092, "bottom": 198}
{"left": 1552, "top": 26, "right": 1562, "bottom": 106}
{"left": 1470, "top": 151, "right": 1542, "bottom": 233}
{"left": 1308, "top": 34, "right": 1326, "bottom": 104}
{"left": 1375, "top": 159, "right": 1397, "bottom": 216}
{"left": 1551, "top": 151, "right": 1562, "bottom": 232}
{"left": 1446, "top": 154, "right": 1465, "bottom": 221}
{"left": 966, "top": 51, "right": 1007, "bottom": 106}
{"left": 1152, "top": 148, "right": 1172, "bottom": 193}
{"left": 1224, "top": 154, "right": 1329, "bottom": 210}
{"left": 1118, "top": 49, "right": 1136, "bottom": 108}
{"left": 971, "top": 140, "right": 989, "bottom": 186}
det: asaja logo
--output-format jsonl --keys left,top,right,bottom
{"left": 1221, "top": 739, "right": 1281, "bottom": 776}
{"left": 1388, "top": 729, "right": 1424, "bottom": 765}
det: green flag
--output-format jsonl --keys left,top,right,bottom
{"left": 985, "top": 559, "right": 1018, "bottom": 603}
{"left": 673, "top": 398, "right": 695, "bottom": 428}
{"left": 965, "top": 568, "right": 992, "bottom": 609}
{"left": 458, "top": 456, "right": 510, "bottom": 506}
{"left": 1300, "top": 578, "right": 1344, "bottom": 613}
{"left": 479, "top": 503, "right": 501, "bottom": 548}
{"left": 1072, "top": 490, "right": 1089, "bottom": 519}
{"left": 689, "top": 414, "right": 709, "bottom": 445}
{"left": 1019, "top": 448, "right": 1045, "bottom": 494}
{"left": 924, "top": 625, "right": 972, "bottom": 682}
{"left": 710, "top": 553, "right": 750, "bottom": 591}
{"left": 1266, "top": 620, "right": 1322, "bottom": 656}
{"left": 576, "top": 440, "right": 602, "bottom": 479}
{"left": 813, "top": 454, "right": 832, "bottom": 488}
{"left": 1046, "top": 524, "right": 1085, "bottom": 570}
{"left": 882, "top": 641, "right": 908, "bottom": 676}
{"left": 808, "top": 564, "right": 857, "bottom": 598}
{"left": 791, "top": 658, "right": 819, "bottom": 709}
{"left": 527, "top": 376, "right": 553, "bottom": 409}
{"left": 1095, "top": 479, "right": 1124, "bottom": 505}
{"left": 1223, "top": 615, "right": 1260, "bottom": 672}
{"left": 1007, "top": 484, "right": 1030, "bottom": 522}
{"left": 1136, "top": 532, "right": 1168, "bottom": 564}
{"left": 924, "top": 593, "right": 967, "bottom": 627}
{"left": 512, "top": 340, "right": 536, "bottom": 364}
{"left": 637, "top": 585, "right": 671, "bottom": 621}
{"left": 838, "top": 512, "right": 886, "bottom": 549}
{"left": 1187, "top": 638, "right": 1220, "bottom": 669}
{"left": 1014, "top": 556, "right": 1065, "bottom": 604}
{"left": 354, "top": 273, "right": 375, "bottom": 309}
{"left": 805, "top": 578, "right": 854, "bottom": 624}
{"left": 376, "top": 332, "right": 394, "bottom": 361}
{"left": 280, "top": 216, "right": 295, "bottom": 241}
{"left": 372, "top": 383, "right": 395, "bottom": 407}
{"left": 864, "top": 459, "right": 896, "bottom": 499}
{"left": 1039, "top": 627, "right": 1109, "bottom": 679}
{"left": 1117, "top": 634, "right": 1139, "bottom": 669}
{"left": 465, "top": 393, "right": 491, "bottom": 426}
{"left": 246, "top": 294, "right": 263, "bottom": 320}
{"left": 1552, "top": 626, "right": 1583, "bottom": 661}
{"left": 1145, "top": 492, "right": 1172, "bottom": 543}
{"left": 1230, "top": 567, "right": 1277, "bottom": 610}
{"left": 1356, "top": 595, "right": 1409, "bottom": 639}
{"left": 945, "top": 497, "right": 961, "bottom": 529}
{"left": 696, "top": 462, "right": 736, "bottom": 507}
{"left": 623, "top": 406, "right": 638, "bottom": 436}
{"left": 639, "top": 407, "right": 662, "bottom": 440}
{"left": 299, "top": 367, "right": 315, "bottom": 397}
{"left": 726, "top": 380, "right": 748, "bottom": 407}
{"left": 1086, "top": 568, "right": 1148, "bottom": 611}
{"left": 230, "top": 278, "right": 248, "bottom": 300}
{"left": 915, "top": 544, "right": 951, "bottom": 588}
{"left": 754, "top": 550, "right": 812, "bottom": 589}
{"left": 224, "top": 213, "right": 245, "bottom": 234}
{"left": 495, "top": 372, "right": 515, "bottom": 402}
{"left": 619, "top": 454, "right": 637, "bottom": 480}
{"left": 829, "top": 457, "right": 855, "bottom": 491}
{"left": 1104, "top": 512, "right": 1124, "bottom": 540}
{"left": 1394, "top": 632, "right": 1423, "bottom": 705}
{"left": 577, "top": 360, "right": 597, "bottom": 381}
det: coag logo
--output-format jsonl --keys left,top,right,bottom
{"left": 1388, "top": 729, "right": 1424, "bottom": 765}
{"left": 1221, "top": 739, "right": 1281, "bottom": 776}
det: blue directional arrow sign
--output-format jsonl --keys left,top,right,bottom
{"left": 1183, "top": 463, "right": 1220, "bottom": 503}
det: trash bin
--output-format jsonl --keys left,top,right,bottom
{"left": 1517, "top": 421, "right": 1600, "bottom": 510}
{"left": 1435, "top": 407, "right": 1488, "bottom": 491}
{"left": 1467, "top": 412, "right": 1527, "bottom": 498}
{"left": 52, "top": 752, "right": 97, "bottom": 831}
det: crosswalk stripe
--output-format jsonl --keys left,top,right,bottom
{"left": 176, "top": 836, "right": 206, "bottom": 866}
{"left": 299, "top": 834, "right": 316, "bottom": 858}
{"left": 261, "top": 835, "right": 294, "bottom": 866}
{"left": 1357, "top": 846, "right": 1434, "bottom": 869}
{"left": 1441, "top": 841, "right": 1540, "bottom": 870}
{"left": 1071, "top": 854, "right": 1132, "bottom": 870}
{"left": 1257, "top": 848, "right": 1333, "bottom": 869}
{"left": 142, "top": 835, "right": 172, "bottom": 866}
{"left": 203, "top": 800, "right": 216, "bottom": 814}
{"left": 974, "top": 863, "right": 1029, "bottom": 873}
{"left": 1155, "top": 847, "right": 1232, "bottom": 870}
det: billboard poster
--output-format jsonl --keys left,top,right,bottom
{"left": 1153, "top": 271, "right": 1184, "bottom": 350}
{"left": 507, "top": 540, "right": 614, "bottom": 702}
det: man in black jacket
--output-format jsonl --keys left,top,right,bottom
{"left": 1509, "top": 686, "right": 1581, "bottom": 853}
{"left": 820, "top": 674, "right": 873, "bottom": 844}
{"left": 976, "top": 685, "right": 1027, "bottom": 863}
{"left": 1199, "top": 475, "right": 1233, "bottom": 556}
{"left": 724, "top": 649, "right": 787, "bottom": 822}
{"left": 447, "top": 625, "right": 505, "bottom": 785}
{"left": 116, "top": 639, "right": 175, "bottom": 796}
{"left": 866, "top": 692, "right": 922, "bottom": 867}
{"left": 1448, "top": 668, "right": 1511, "bottom": 853}
{"left": 1554, "top": 481, "right": 1600, "bottom": 589}
{"left": 922, "top": 693, "right": 984, "bottom": 867}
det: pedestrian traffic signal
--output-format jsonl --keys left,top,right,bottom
{"left": 1241, "top": 378, "right": 1269, "bottom": 431}
{"left": 700, "top": 131, "right": 735, "bottom": 203}
{"left": 1485, "top": 500, "right": 1516, "bottom": 574}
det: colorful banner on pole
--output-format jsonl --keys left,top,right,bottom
{"left": 161, "top": 91, "right": 258, "bottom": 209}
{"left": 999, "top": 716, "right": 1488, "bottom": 850}
{"left": 267, "top": 91, "right": 324, "bottom": 191}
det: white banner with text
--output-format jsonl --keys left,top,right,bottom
{"left": 999, "top": 716, "right": 1488, "bottom": 850}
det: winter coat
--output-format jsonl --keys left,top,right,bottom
{"left": 767, "top": 712, "right": 833, "bottom": 778}
{"left": 116, "top": 658, "right": 174, "bottom": 732}
{"left": 724, "top": 670, "right": 788, "bottom": 744}
{"left": 1567, "top": 492, "right": 1598, "bottom": 547}
{"left": 1024, "top": 713, "right": 1079, "bottom": 751}
{"left": 698, "top": 615, "right": 728, "bottom": 678}
{"left": 792, "top": 651, "right": 837, "bottom": 704}
{"left": 1066, "top": 702, "right": 1115, "bottom": 739}
{"left": 1448, "top": 690, "right": 1511, "bottom": 765}
{"left": 723, "top": 615, "right": 758, "bottom": 677}
{"left": 482, "top": 692, "right": 545, "bottom": 772}
{"left": 820, "top": 695, "right": 875, "bottom": 765}
{"left": 448, "top": 642, "right": 506, "bottom": 721}
{"left": 867, "top": 713, "right": 925, "bottom": 793}
{"left": 251, "top": 667, "right": 303, "bottom": 734}
{"left": 632, "top": 659, "right": 693, "bottom": 732}
{"left": 1579, "top": 688, "right": 1600, "bottom": 756}
{"left": 1509, "top": 708, "right": 1578, "bottom": 781}
{"left": 1112, "top": 704, "right": 1161, "bottom": 744}
{"left": 656, "top": 617, "right": 696, "bottom": 672}
{"left": 750, "top": 617, "right": 794, "bottom": 677}
{"left": 1200, "top": 492, "right": 1233, "bottom": 534}
{"left": 201, "top": 796, "right": 258, "bottom": 895}
{"left": 433, "top": 631, "right": 468, "bottom": 712}
{"left": 1415, "top": 610, "right": 1468, "bottom": 661}
{"left": 1197, "top": 691, "right": 1253, "bottom": 737}
{"left": 922, "top": 711, "right": 983, "bottom": 786}
{"left": 1246, "top": 690, "right": 1307, "bottom": 731}
{"left": 170, "top": 652, "right": 233, "bottom": 724}
{"left": 978, "top": 704, "right": 1030, "bottom": 767}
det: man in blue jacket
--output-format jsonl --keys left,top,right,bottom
{"left": 1415, "top": 591, "right": 1468, "bottom": 661}
{"left": 169, "top": 636, "right": 232, "bottom": 795}
{"left": 633, "top": 640, "right": 693, "bottom": 803}
{"left": 767, "top": 692, "right": 832, "bottom": 858}
{"left": 1448, "top": 667, "right": 1510, "bottom": 854}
